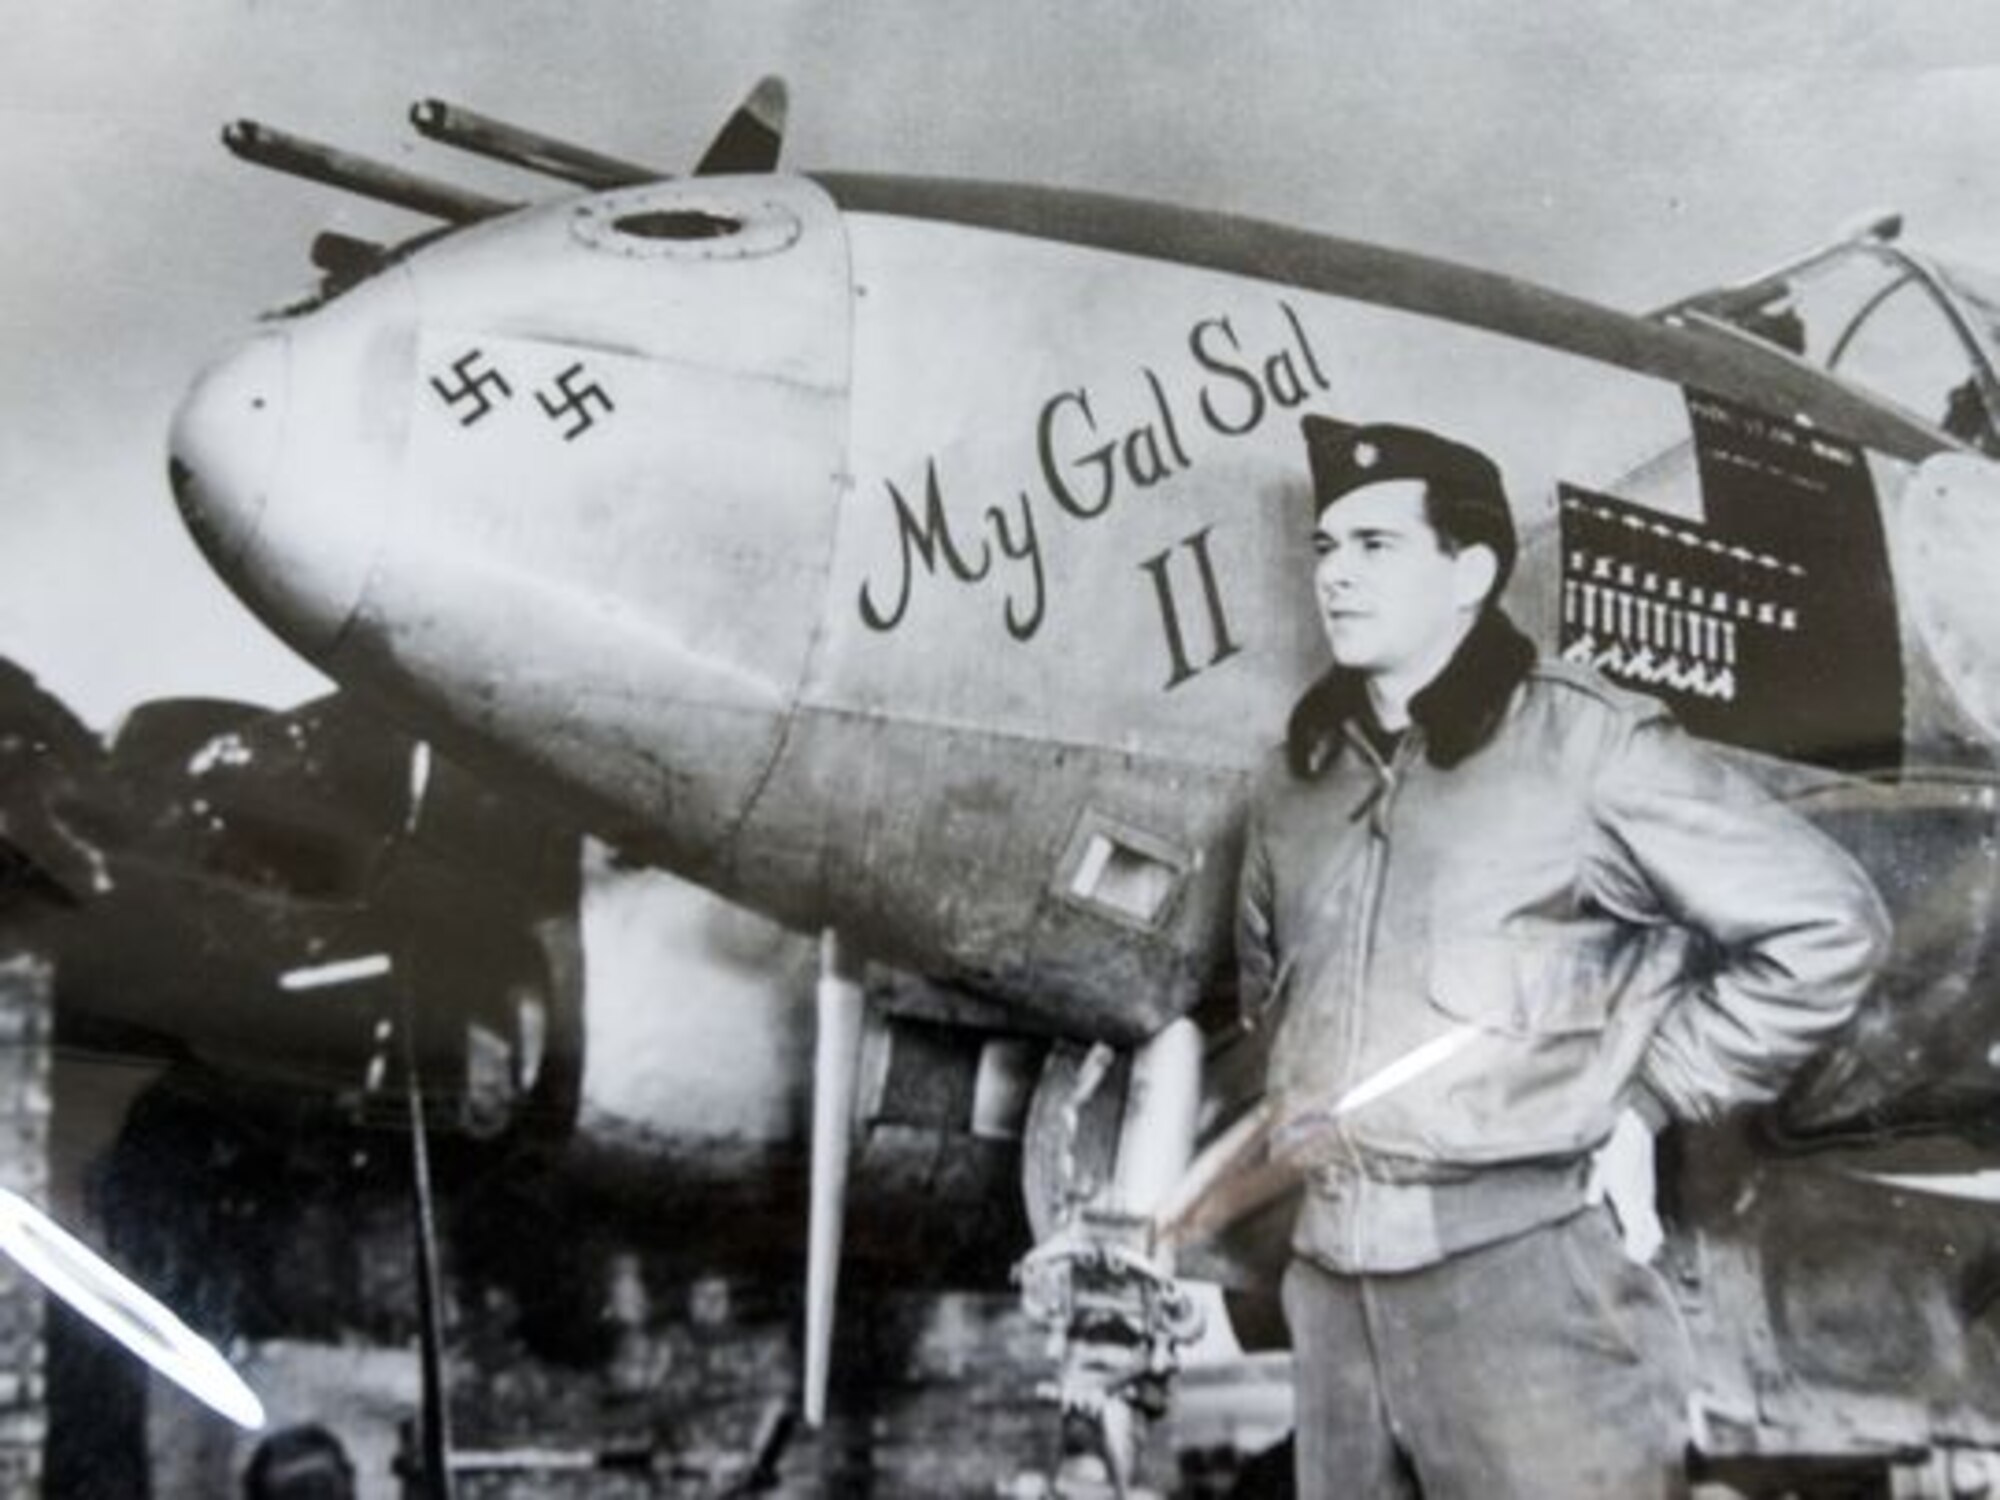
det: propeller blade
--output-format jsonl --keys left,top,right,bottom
{"left": 1108, "top": 1018, "right": 1203, "bottom": 1222}
{"left": 0, "top": 1187, "right": 264, "bottom": 1430}
{"left": 1154, "top": 1025, "right": 1481, "bottom": 1249}
{"left": 804, "top": 931, "right": 865, "bottom": 1428}
{"left": 693, "top": 76, "right": 788, "bottom": 176}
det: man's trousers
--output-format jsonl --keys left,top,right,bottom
{"left": 1282, "top": 1205, "right": 1692, "bottom": 1499}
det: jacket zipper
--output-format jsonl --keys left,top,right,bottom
{"left": 1337, "top": 728, "right": 1413, "bottom": 1263}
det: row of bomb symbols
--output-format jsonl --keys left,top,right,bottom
{"left": 1557, "top": 494, "right": 1805, "bottom": 706}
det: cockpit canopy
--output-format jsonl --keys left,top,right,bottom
{"left": 1669, "top": 231, "right": 2000, "bottom": 458}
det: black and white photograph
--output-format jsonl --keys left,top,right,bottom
{"left": 7, "top": 4, "right": 2000, "bottom": 1495}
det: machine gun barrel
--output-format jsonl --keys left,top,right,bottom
{"left": 222, "top": 121, "right": 516, "bottom": 224}
{"left": 409, "top": 100, "right": 659, "bottom": 189}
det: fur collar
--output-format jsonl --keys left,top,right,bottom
{"left": 1284, "top": 608, "right": 1537, "bottom": 778}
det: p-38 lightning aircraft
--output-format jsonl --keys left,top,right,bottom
{"left": 169, "top": 77, "right": 2000, "bottom": 1496}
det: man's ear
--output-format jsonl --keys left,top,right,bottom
{"left": 1449, "top": 542, "right": 1499, "bottom": 612}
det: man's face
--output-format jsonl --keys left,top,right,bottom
{"left": 1311, "top": 479, "right": 1477, "bottom": 676}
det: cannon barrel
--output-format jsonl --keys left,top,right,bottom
{"left": 222, "top": 120, "right": 516, "bottom": 224}
{"left": 409, "top": 100, "right": 658, "bottom": 190}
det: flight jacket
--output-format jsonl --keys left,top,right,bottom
{"left": 1237, "top": 609, "right": 1890, "bottom": 1273}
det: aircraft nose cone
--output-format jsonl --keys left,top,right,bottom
{"left": 168, "top": 332, "right": 289, "bottom": 580}
{"left": 165, "top": 315, "right": 385, "bottom": 663}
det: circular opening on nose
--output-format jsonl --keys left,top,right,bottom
{"left": 611, "top": 210, "right": 742, "bottom": 241}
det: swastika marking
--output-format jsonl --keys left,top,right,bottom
{"left": 428, "top": 349, "right": 514, "bottom": 427}
{"left": 535, "top": 362, "right": 616, "bottom": 441}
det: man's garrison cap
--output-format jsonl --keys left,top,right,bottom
{"left": 1300, "top": 415, "right": 1517, "bottom": 588}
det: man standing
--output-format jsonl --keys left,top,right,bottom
{"left": 1236, "top": 417, "right": 1888, "bottom": 1498}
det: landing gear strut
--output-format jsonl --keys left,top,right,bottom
{"left": 1016, "top": 1022, "right": 1205, "bottom": 1498}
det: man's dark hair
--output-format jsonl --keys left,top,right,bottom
{"left": 242, "top": 1424, "right": 355, "bottom": 1500}
{"left": 1420, "top": 479, "right": 1517, "bottom": 605}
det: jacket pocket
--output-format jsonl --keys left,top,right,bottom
{"left": 1427, "top": 922, "right": 1619, "bottom": 1038}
